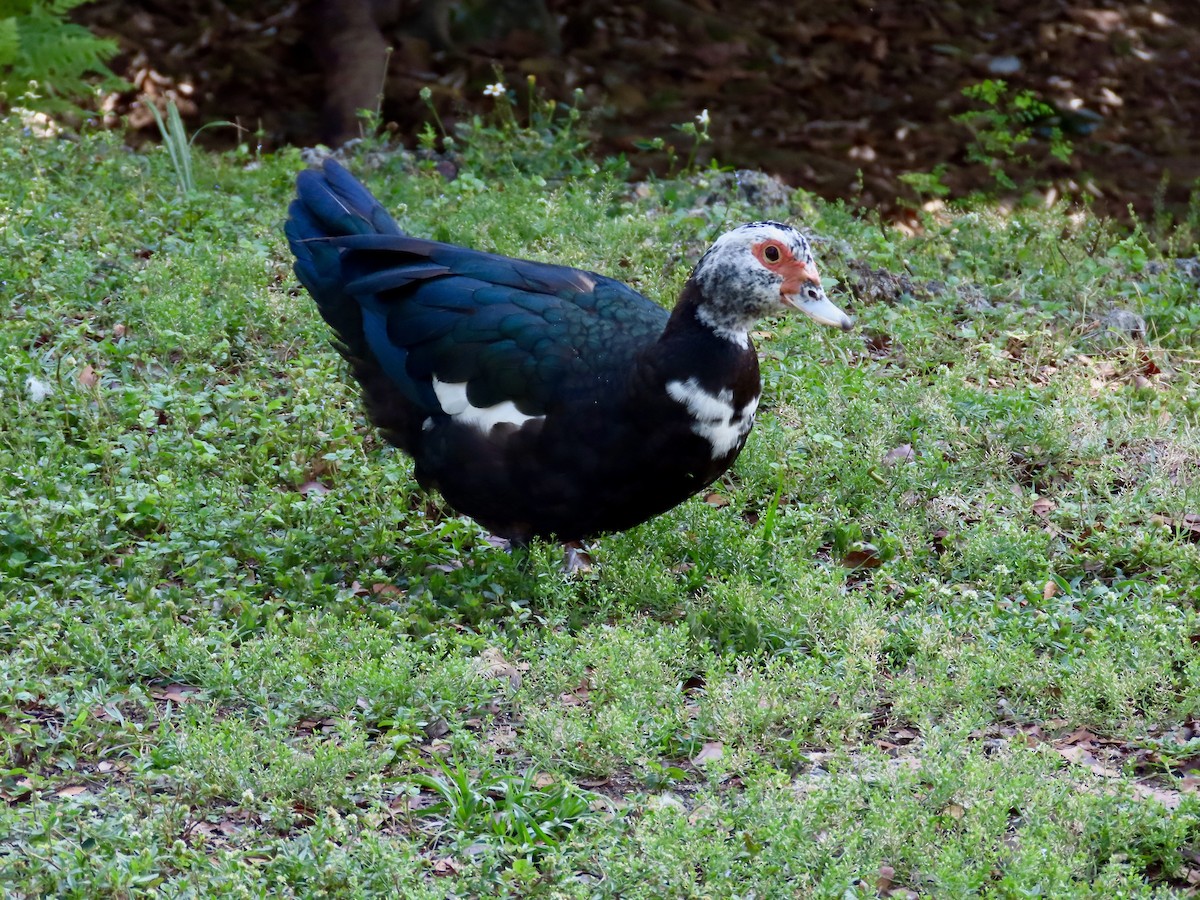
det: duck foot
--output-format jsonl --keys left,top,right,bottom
{"left": 485, "top": 533, "right": 534, "bottom": 574}
{"left": 485, "top": 534, "right": 592, "bottom": 574}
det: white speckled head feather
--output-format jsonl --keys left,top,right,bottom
{"left": 691, "top": 222, "right": 851, "bottom": 341}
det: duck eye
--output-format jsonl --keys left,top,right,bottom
{"left": 763, "top": 244, "right": 781, "bottom": 263}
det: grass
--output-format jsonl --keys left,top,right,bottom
{"left": 1, "top": 113, "right": 1198, "bottom": 897}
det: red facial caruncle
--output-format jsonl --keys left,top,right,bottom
{"left": 750, "top": 239, "right": 821, "bottom": 297}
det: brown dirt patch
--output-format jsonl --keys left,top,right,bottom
{"left": 76, "top": 0, "right": 1200, "bottom": 222}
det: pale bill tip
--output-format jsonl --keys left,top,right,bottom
{"left": 785, "top": 293, "right": 853, "bottom": 331}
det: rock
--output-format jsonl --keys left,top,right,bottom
{"left": 847, "top": 261, "right": 926, "bottom": 304}
{"left": 1093, "top": 307, "right": 1147, "bottom": 340}
{"left": 725, "top": 169, "right": 794, "bottom": 209}
{"left": 1144, "top": 258, "right": 1200, "bottom": 284}
{"left": 691, "top": 169, "right": 795, "bottom": 212}
{"left": 956, "top": 282, "right": 994, "bottom": 311}
{"left": 986, "top": 55, "right": 1022, "bottom": 75}
{"left": 300, "top": 140, "right": 418, "bottom": 173}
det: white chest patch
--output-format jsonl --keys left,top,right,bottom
{"left": 432, "top": 378, "right": 544, "bottom": 432}
{"left": 666, "top": 378, "right": 759, "bottom": 459}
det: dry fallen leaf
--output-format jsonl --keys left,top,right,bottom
{"left": 863, "top": 331, "right": 893, "bottom": 355}
{"left": 1032, "top": 496, "right": 1056, "bottom": 518}
{"left": 840, "top": 543, "right": 884, "bottom": 569}
{"left": 560, "top": 688, "right": 591, "bottom": 706}
{"left": 1132, "top": 781, "right": 1182, "bottom": 810}
{"left": 151, "top": 684, "right": 200, "bottom": 704}
{"left": 475, "top": 647, "right": 524, "bottom": 689}
{"left": 1, "top": 777, "right": 33, "bottom": 803}
{"left": 56, "top": 785, "right": 88, "bottom": 798}
{"left": 1055, "top": 743, "right": 1123, "bottom": 779}
{"left": 216, "top": 818, "right": 242, "bottom": 837}
{"left": 881, "top": 444, "right": 915, "bottom": 466}
{"left": 432, "top": 857, "right": 463, "bottom": 876}
{"left": 77, "top": 364, "right": 98, "bottom": 388}
{"left": 562, "top": 544, "right": 594, "bottom": 574}
{"left": 703, "top": 492, "right": 731, "bottom": 508}
{"left": 942, "top": 802, "right": 965, "bottom": 820}
{"left": 482, "top": 726, "right": 518, "bottom": 754}
{"left": 692, "top": 741, "right": 724, "bottom": 766}
{"left": 1152, "top": 513, "right": 1200, "bottom": 542}
{"left": 929, "top": 528, "right": 951, "bottom": 552}
{"left": 876, "top": 864, "right": 896, "bottom": 892}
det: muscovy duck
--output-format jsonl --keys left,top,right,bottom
{"left": 286, "top": 160, "right": 851, "bottom": 544}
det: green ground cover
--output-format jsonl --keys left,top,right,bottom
{"left": 1, "top": 114, "right": 1199, "bottom": 896}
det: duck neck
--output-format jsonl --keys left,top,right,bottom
{"left": 663, "top": 279, "right": 752, "bottom": 350}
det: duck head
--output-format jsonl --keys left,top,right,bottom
{"left": 691, "top": 222, "right": 852, "bottom": 340}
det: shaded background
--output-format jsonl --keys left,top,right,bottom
{"left": 76, "top": 0, "right": 1200, "bottom": 221}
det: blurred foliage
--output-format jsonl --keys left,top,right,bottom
{"left": 0, "top": 0, "right": 124, "bottom": 113}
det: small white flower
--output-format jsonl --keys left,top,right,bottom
{"left": 483, "top": 82, "right": 506, "bottom": 98}
{"left": 26, "top": 375, "right": 52, "bottom": 403}
{"left": 696, "top": 108, "right": 710, "bottom": 127}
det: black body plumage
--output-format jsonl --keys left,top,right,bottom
{"left": 286, "top": 160, "right": 845, "bottom": 544}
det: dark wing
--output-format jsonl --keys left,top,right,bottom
{"left": 286, "top": 161, "right": 669, "bottom": 425}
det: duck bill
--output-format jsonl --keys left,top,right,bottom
{"left": 783, "top": 291, "right": 853, "bottom": 331}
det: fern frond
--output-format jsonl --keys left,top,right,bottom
{"left": 45, "top": 0, "right": 97, "bottom": 15}
{"left": 0, "top": 1, "right": 124, "bottom": 111}
{"left": 0, "top": 3, "right": 35, "bottom": 19}
{"left": 16, "top": 16, "right": 117, "bottom": 79}
{"left": 0, "top": 18, "right": 19, "bottom": 68}
{"left": 0, "top": 1, "right": 97, "bottom": 16}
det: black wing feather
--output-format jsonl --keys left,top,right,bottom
{"left": 287, "top": 160, "right": 669, "bottom": 426}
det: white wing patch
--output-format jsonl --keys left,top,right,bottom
{"left": 432, "top": 378, "right": 544, "bottom": 432}
{"left": 666, "top": 378, "right": 759, "bottom": 459}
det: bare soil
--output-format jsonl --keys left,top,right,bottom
{"left": 78, "top": 0, "right": 1200, "bottom": 222}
